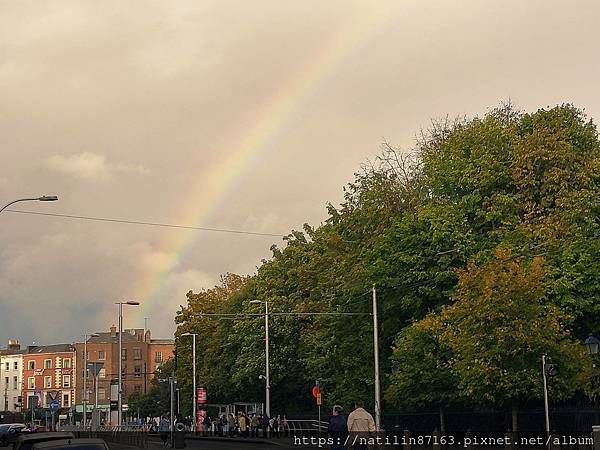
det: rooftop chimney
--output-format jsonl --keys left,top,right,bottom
{"left": 110, "top": 325, "right": 117, "bottom": 337}
{"left": 7, "top": 339, "right": 21, "bottom": 352}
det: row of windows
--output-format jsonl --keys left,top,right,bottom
{"left": 3, "top": 376, "right": 19, "bottom": 389}
{"left": 83, "top": 350, "right": 163, "bottom": 362}
{"left": 4, "top": 361, "right": 19, "bottom": 371}
{"left": 25, "top": 359, "right": 71, "bottom": 371}
{"left": 27, "top": 375, "right": 71, "bottom": 389}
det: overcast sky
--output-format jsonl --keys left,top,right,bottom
{"left": 1, "top": 0, "right": 599, "bottom": 346}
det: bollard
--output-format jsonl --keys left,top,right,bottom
{"left": 592, "top": 425, "right": 600, "bottom": 450}
{"left": 433, "top": 428, "right": 441, "bottom": 450}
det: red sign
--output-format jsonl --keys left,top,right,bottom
{"left": 197, "top": 387, "right": 207, "bottom": 405}
{"left": 312, "top": 385, "right": 320, "bottom": 398}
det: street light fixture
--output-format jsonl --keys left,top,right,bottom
{"left": 115, "top": 300, "right": 140, "bottom": 429}
{"left": 180, "top": 333, "right": 198, "bottom": 431}
{"left": 0, "top": 196, "right": 59, "bottom": 214}
{"left": 250, "top": 300, "right": 270, "bottom": 418}
{"left": 585, "top": 334, "right": 600, "bottom": 357}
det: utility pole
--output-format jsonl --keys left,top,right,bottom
{"left": 83, "top": 335, "right": 88, "bottom": 430}
{"left": 372, "top": 285, "right": 381, "bottom": 431}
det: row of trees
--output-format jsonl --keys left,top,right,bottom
{"left": 134, "top": 104, "right": 600, "bottom": 430}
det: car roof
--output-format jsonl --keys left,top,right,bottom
{"left": 17, "top": 432, "right": 75, "bottom": 442}
{"left": 32, "top": 439, "right": 107, "bottom": 449}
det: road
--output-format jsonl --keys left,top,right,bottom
{"left": 145, "top": 436, "right": 303, "bottom": 450}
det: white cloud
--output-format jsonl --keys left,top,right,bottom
{"left": 45, "top": 152, "right": 151, "bottom": 181}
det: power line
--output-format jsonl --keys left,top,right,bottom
{"left": 4, "top": 209, "right": 285, "bottom": 238}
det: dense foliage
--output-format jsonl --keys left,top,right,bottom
{"left": 145, "top": 104, "right": 600, "bottom": 425}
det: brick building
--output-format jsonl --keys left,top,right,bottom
{"left": 74, "top": 326, "right": 173, "bottom": 413}
{"left": 0, "top": 340, "right": 25, "bottom": 412}
{"left": 21, "top": 344, "right": 77, "bottom": 412}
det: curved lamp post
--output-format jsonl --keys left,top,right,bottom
{"left": 585, "top": 334, "right": 600, "bottom": 357}
{"left": 0, "top": 196, "right": 58, "bottom": 214}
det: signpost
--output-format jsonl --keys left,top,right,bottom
{"left": 312, "top": 381, "right": 321, "bottom": 435}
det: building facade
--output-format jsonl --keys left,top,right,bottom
{"left": 0, "top": 340, "right": 25, "bottom": 412}
{"left": 21, "top": 344, "right": 77, "bottom": 412}
{"left": 74, "top": 326, "right": 173, "bottom": 413}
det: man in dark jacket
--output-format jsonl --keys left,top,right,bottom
{"left": 328, "top": 405, "right": 348, "bottom": 450}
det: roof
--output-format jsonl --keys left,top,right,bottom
{"left": 26, "top": 344, "right": 75, "bottom": 354}
{"left": 0, "top": 349, "right": 26, "bottom": 356}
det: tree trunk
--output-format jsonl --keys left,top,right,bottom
{"left": 439, "top": 406, "right": 446, "bottom": 434}
{"left": 511, "top": 404, "right": 518, "bottom": 432}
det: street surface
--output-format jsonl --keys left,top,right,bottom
{"left": 144, "top": 436, "right": 305, "bottom": 450}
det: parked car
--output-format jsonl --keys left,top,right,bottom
{"left": 31, "top": 439, "right": 109, "bottom": 450}
{"left": 13, "top": 433, "right": 75, "bottom": 450}
{"left": 0, "top": 424, "right": 26, "bottom": 447}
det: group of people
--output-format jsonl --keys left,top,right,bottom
{"left": 216, "top": 412, "right": 288, "bottom": 438}
{"left": 328, "top": 401, "right": 376, "bottom": 450}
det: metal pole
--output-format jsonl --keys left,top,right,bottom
{"left": 170, "top": 376, "right": 175, "bottom": 446}
{"left": 542, "top": 355, "right": 550, "bottom": 436}
{"left": 265, "top": 301, "right": 271, "bottom": 418}
{"left": 118, "top": 303, "right": 123, "bottom": 429}
{"left": 83, "top": 335, "right": 88, "bottom": 430}
{"left": 192, "top": 334, "right": 197, "bottom": 432}
{"left": 94, "top": 374, "right": 99, "bottom": 430}
{"left": 372, "top": 285, "right": 381, "bottom": 431}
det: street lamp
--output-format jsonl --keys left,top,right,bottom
{"left": 250, "top": 300, "right": 270, "bottom": 418}
{"left": 585, "top": 334, "right": 600, "bottom": 357}
{"left": 82, "top": 333, "right": 99, "bottom": 430}
{"left": 116, "top": 300, "right": 140, "bottom": 429}
{"left": 180, "top": 333, "right": 198, "bottom": 431}
{"left": 0, "top": 196, "right": 58, "bottom": 214}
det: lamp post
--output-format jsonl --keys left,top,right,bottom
{"left": 0, "top": 196, "right": 58, "bottom": 214}
{"left": 116, "top": 301, "right": 140, "bottom": 429}
{"left": 250, "top": 300, "right": 270, "bottom": 418}
{"left": 82, "top": 333, "right": 99, "bottom": 430}
{"left": 585, "top": 334, "right": 600, "bottom": 358}
{"left": 180, "top": 333, "right": 198, "bottom": 431}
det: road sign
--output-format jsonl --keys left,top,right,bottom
{"left": 50, "top": 400, "right": 60, "bottom": 411}
{"left": 316, "top": 393, "right": 322, "bottom": 406}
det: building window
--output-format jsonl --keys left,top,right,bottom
{"left": 4, "top": 377, "right": 8, "bottom": 386}
{"left": 62, "top": 375, "right": 70, "bottom": 388}
{"left": 44, "top": 376, "right": 52, "bottom": 388}
{"left": 99, "top": 368, "right": 106, "bottom": 379}
{"left": 98, "top": 388, "right": 106, "bottom": 399}
{"left": 133, "top": 348, "right": 142, "bottom": 360}
{"left": 121, "top": 349, "right": 127, "bottom": 360}
{"left": 28, "top": 361, "right": 35, "bottom": 370}
{"left": 121, "top": 365, "right": 127, "bottom": 379}
{"left": 98, "top": 351, "right": 106, "bottom": 360}
{"left": 28, "top": 377, "right": 35, "bottom": 389}
{"left": 44, "top": 359, "right": 52, "bottom": 369}
{"left": 134, "top": 365, "right": 141, "bottom": 378}
{"left": 63, "top": 358, "right": 71, "bottom": 368}
{"left": 12, "top": 376, "right": 17, "bottom": 389}
{"left": 134, "top": 385, "right": 141, "bottom": 393}
{"left": 14, "top": 361, "right": 18, "bottom": 370}
{"left": 155, "top": 352, "right": 163, "bottom": 363}
{"left": 63, "top": 394, "right": 69, "bottom": 407}
{"left": 4, "top": 362, "right": 8, "bottom": 371}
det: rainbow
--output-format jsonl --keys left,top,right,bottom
{"left": 125, "top": 4, "right": 400, "bottom": 327}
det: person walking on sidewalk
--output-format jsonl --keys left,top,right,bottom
{"left": 159, "top": 415, "right": 171, "bottom": 447}
{"left": 328, "top": 405, "right": 348, "bottom": 450}
{"left": 347, "top": 401, "right": 376, "bottom": 450}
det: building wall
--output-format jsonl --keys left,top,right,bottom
{"left": 0, "top": 354, "right": 23, "bottom": 412}
{"left": 22, "top": 351, "right": 76, "bottom": 410}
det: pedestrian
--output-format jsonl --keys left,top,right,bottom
{"left": 282, "top": 415, "right": 289, "bottom": 437}
{"left": 347, "top": 401, "right": 375, "bottom": 450}
{"left": 250, "top": 414, "right": 260, "bottom": 437}
{"left": 261, "top": 413, "right": 270, "bottom": 438}
{"left": 159, "top": 415, "right": 170, "bottom": 447}
{"left": 239, "top": 412, "right": 248, "bottom": 438}
{"left": 272, "top": 415, "right": 280, "bottom": 438}
{"left": 227, "top": 413, "right": 235, "bottom": 437}
{"left": 328, "top": 405, "right": 348, "bottom": 450}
